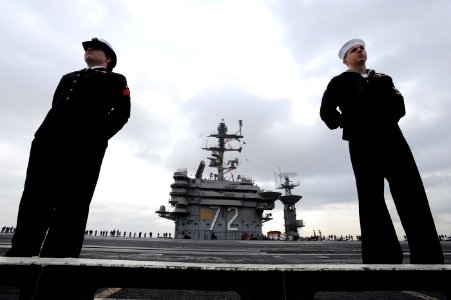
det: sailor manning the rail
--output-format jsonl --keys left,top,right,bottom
{"left": 320, "top": 39, "right": 443, "bottom": 264}
{"left": 6, "top": 37, "right": 131, "bottom": 258}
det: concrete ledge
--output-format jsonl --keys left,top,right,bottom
{"left": 0, "top": 257, "right": 450, "bottom": 300}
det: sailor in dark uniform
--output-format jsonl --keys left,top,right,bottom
{"left": 320, "top": 39, "right": 443, "bottom": 264}
{"left": 6, "top": 38, "right": 131, "bottom": 258}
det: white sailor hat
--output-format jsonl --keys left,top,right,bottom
{"left": 82, "top": 37, "right": 117, "bottom": 69}
{"left": 338, "top": 39, "right": 365, "bottom": 59}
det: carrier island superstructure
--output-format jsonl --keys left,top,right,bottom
{"left": 156, "top": 120, "right": 303, "bottom": 240}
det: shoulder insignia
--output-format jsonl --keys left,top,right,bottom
{"left": 122, "top": 85, "right": 130, "bottom": 96}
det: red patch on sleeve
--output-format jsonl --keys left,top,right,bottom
{"left": 123, "top": 88, "right": 130, "bottom": 96}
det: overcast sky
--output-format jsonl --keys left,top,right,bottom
{"left": 1, "top": 0, "right": 450, "bottom": 239}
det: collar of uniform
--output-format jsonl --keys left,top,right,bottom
{"left": 344, "top": 69, "right": 374, "bottom": 77}
{"left": 84, "top": 66, "right": 108, "bottom": 72}
{"left": 91, "top": 66, "right": 107, "bottom": 70}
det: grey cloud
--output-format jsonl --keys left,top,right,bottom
{"left": 1, "top": 1, "right": 450, "bottom": 237}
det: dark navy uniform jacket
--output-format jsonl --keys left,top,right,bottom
{"left": 35, "top": 68, "right": 131, "bottom": 143}
{"left": 320, "top": 70, "right": 405, "bottom": 141}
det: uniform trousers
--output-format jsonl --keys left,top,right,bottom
{"left": 348, "top": 130, "right": 443, "bottom": 264}
{"left": 6, "top": 136, "right": 106, "bottom": 258}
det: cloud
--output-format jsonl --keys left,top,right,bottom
{"left": 1, "top": 1, "right": 450, "bottom": 239}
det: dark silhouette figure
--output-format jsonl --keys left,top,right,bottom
{"left": 320, "top": 39, "right": 443, "bottom": 264}
{"left": 5, "top": 37, "right": 130, "bottom": 259}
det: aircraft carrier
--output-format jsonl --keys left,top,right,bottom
{"left": 156, "top": 120, "right": 304, "bottom": 240}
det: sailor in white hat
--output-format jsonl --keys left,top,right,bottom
{"left": 338, "top": 38, "right": 368, "bottom": 76}
{"left": 338, "top": 38, "right": 365, "bottom": 60}
{"left": 320, "top": 38, "right": 444, "bottom": 264}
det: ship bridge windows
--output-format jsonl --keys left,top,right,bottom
{"left": 173, "top": 173, "right": 188, "bottom": 181}
{"left": 170, "top": 189, "right": 188, "bottom": 196}
{"left": 197, "top": 187, "right": 258, "bottom": 194}
{"left": 170, "top": 194, "right": 188, "bottom": 201}
{"left": 171, "top": 182, "right": 188, "bottom": 188}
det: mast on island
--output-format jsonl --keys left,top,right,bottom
{"left": 202, "top": 119, "right": 243, "bottom": 181}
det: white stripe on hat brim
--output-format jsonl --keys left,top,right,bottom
{"left": 338, "top": 39, "right": 365, "bottom": 59}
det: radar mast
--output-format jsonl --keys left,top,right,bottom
{"left": 276, "top": 170, "right": 304, "bottom": 240}
{"left": 202, "top": 119, "right": 243, "bottom": 180}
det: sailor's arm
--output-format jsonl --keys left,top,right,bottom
{"left": 387, "top": 76, "right": 405, "bottom": 122}
{"left": 103, "top": 74, "right": 131, "bottom": 140}
{"left": 320, "top": 80, "right": 343, "bottom": 130}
